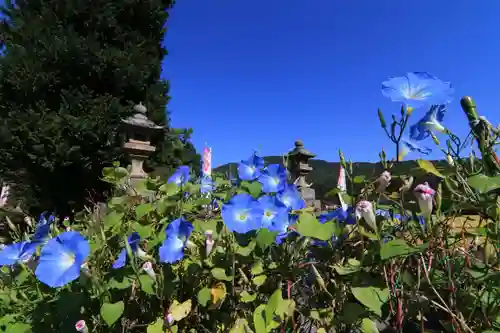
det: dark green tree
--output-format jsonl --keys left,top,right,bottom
{"left": 0, "top": 0, "right": 198, "bottom": 216}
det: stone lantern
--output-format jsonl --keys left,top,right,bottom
{"left": 121, "top": 103, "right": 164, "bottom": 186}
{"left": 286, "top": 140, "right": 321, "bottom": 209}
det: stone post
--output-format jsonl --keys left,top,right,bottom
{"left": 121, "top": 103, "right": 164, "bottom": 188}
{"left": 286, "top": 140, "right": 321, "bottom": 209}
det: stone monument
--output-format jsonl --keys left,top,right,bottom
{"left": 286, "top": 140, "right": 321, "bottom": 209}
{"left": 121, "top": 103, "right": 164, "bottom": 187}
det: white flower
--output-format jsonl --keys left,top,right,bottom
{"left": 355, "top": 200, "right": 377, "bottom": 232}
{"left": 375, "top": 171, "right": 391, "bottom": 193}
{"left": 142, "top": 261, "right": 156, "bottom": 280}
{"left": 205, "top": 230, "right": 214, "bottom": 256}
{"left": 75, "top": 320, "right": 88, "bottom": 333}
{"left": 414, "top": 182, "right": 435, "bottom": 216}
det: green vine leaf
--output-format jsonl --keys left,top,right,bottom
{"left": 100, "top": 301, "right": 124, "bottom": 326}
{"left": 296, "top": 212, "right": 336, "bottom": 241}
{"left": 211, "top": 268, "right": 233, "bottom": 281}
{"left": 351, "top": 287, "right": 389, "bottom": 317}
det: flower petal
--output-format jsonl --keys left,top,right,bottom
{"left": 112, "top": 249, "right": 127, "bottom": 269}
{"left": 35, "top": 232, "right": 89, "bottom": 287}
{"left": 159, "top": 237, "right": 185, "bottom": 264}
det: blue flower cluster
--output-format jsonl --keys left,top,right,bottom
{"left": 222, "top": 153, "right": 305, "bottom": 241}
{"left": 381, "top": 72, "right": 454, "bottom": 159}
{"left": 0, "top": 213, "right": 90, "bottom": 288}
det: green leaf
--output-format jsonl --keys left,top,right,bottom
{"left": 360, "top": 318, "right": 379, "bottom": 333}
{"left": 380, "top": 239, "right": 427, "bottom": 260}
{"left": 467, "top": 174, "right": 500, "bottom": 193}
{"left": 252, "top": 275, "right": 267, "bottom": 287}
{"left": 250, "top": 261, "right": 264, "bottom": 275}
{"left": 159, "top": 182, "right": 180, "bottom": 196}
{"left": 135, "top": 203, "right": 153, "bottom": 220}
{"left": 107, "top": 277, "right": 132, "bottom": 290}
{"left": 100, "top": 301, "right": 124, "bottom": 326}
{"left": 296, "top": 212, "right": 336, "bottom": 241}
{"left": 276, "top": 299, "right": 295, "bottom": 320}
{"left": 235, "top": 241, "right": 256, "bottom": 256}
{"left": 255, "top": 229, "right": 277, "bottom": 250}
{"left": 197, "top": 287, "right": 211, "bottom": 307}
{"left": 103, "top": 211, "right": 123, "bottom": 231}
{"left": 146, "top": 318, "right": 164, "bottom": 333}
{"left": 138, "top": 274, "right": 155, "bottom": 295}
{"left": 241, "top": 181, "right": 262, "bottom": 198}
{"left": 133, "top": 223, "right": 153, "bottom": 239}
{"left": 417, "top": 159, "right": 444, "bottom": 178}
{"left": 253, "top": 304, "right": 267, "bottom": 333}
{"left": 5, "top": 323, "right": 31, "bottom": 333}
{"left": 168, "top": 300, "right": 192, "bottom": 322}
{"left": 265, "top": 289, "right": 282, "bottom": 326}
{"left": 333, "top": 258, "right": 361, "bottom": 275}
{"left": 351, "top": 287, "right": 389, "bottom": 317}
{"left": 340, "top": 302, "right": 367, "bottom": 325}
{"left": 353, "top": 175, "right": 366, "bottom": 183}
{"left": 240, "top": 291, "right": 257, "bottom": 303}
{"left": 211, "top": 268, "right": 232, "bottom": 281}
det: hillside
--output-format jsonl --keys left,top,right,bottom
{"left": 214, "top": 156, "right": 447, "bottom": 201}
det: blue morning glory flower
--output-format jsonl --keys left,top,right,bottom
{"left": 382, "top": 72, "right": 454, "bottom": 109}
{"left": 311, "top": 235, "right": 338, "bottom": 247}
{"left": 318, "top": 207, "right": 356, "bottom": 225}
{"left": 375, "top": 209, "right": 391, "bottom": 219}
{"left": 35, "top": 231, "right": 90, "bottom": 288}
{"left": 32, "top": 212, "right": 55, "bottom": 244}
{"left": 168, "top": 166, "right": 191, "bottom": 186}
{"left": 258, "top": 195, "right": 289, "bottom": 232}
{"left": 409, "top": 105, "right": 447, "bottom": 141}
{"left": 159, "top": 218, "right": 193, "bottom": 264}
{"left": 258, "top": 164, "right": 287, "bottom": 193}
{"left": 237, "top": 153, "right": 265, "bottom": 181}
{"left": 276, "top": 184, "right": 306, "bottom": 211}
{"left": 221, "top": 193, "right": 263, "bottom": 233}
{"left": 0, "top": 241, "right": 37, "bottom": 266}
{"left": 399, "top": 139, "right": 432, "bottom": 161}
{"left": 112, "top": 232, "right": 142, "bottom": 269}
{"left": 275, "top": 215, "right": 299, "bottom": 244}
{"left": 200, "top": 176, "right": 214, "bottom": 194}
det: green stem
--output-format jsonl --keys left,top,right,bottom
{"left": 461, "top": 96, "right": 500, "bottom": 176}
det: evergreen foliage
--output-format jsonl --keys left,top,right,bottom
{"left": 0, "top": 0, "right": 199, "bottom": 215}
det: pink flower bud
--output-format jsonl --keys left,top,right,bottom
{"left": 205, "top": 230, "right": 214, "bottom": 256}
{"left": 414, "top": 182, "right": 435, "bottom": 216}
{"left": 375, "top": 171, "right": 391, "bottom": 193}
{"left": 75, "top": 320, "right": 88, "bottom": 333}
{"left": 142, "top": 261, "right": 156, "bottom": 280}
{"left": 355, "top": 200, "right": 377, "bottom": 232}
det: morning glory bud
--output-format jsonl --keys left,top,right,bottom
{"left": 414, "top": 182, "right": 435, "bottom": 216}
{"left": 446, "top": 154, "right": 454, "bottom": 166}
{"left": 23, "top": 216, "right": 33, "bottom": 227}
{"left": 142, "top": 261, "right": 156, "bottom": 280}
{"left": 205, "top": 230, "right": 214, "bottom": 256}
{"left": 75, "top": 320, "right": 88, "bottom": 333}
{"left": 375, "top": 171, "right": 391, "bottom": 193}
{"left": 355, "top": 200, "right": 377, "bottom": 233}
{"left": 377, "top": 109, "right": 387, "bottom": 128}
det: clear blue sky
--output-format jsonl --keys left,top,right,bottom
{"left": 164, "top": 1, "right": 500, "bottom": 167}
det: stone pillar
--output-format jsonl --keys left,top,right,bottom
{"left": 286, "top": 140, "right": 321, "bottom": 209}
{"left": 121, "top": 103, "right": 164, "bottom": 188}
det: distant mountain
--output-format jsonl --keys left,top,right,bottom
{"left": 214, "top": 156, "right": 447, "bottom": 201}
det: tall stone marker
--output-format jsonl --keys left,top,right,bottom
{"left": 286, "top": 140, "right": 321, "bottom": 209}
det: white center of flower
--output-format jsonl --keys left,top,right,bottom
{"left": 172, "top": 237, "right": 184, "bottom": 251}
{"left": 60, "top": 252, "right": 76, "bottom": 271}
